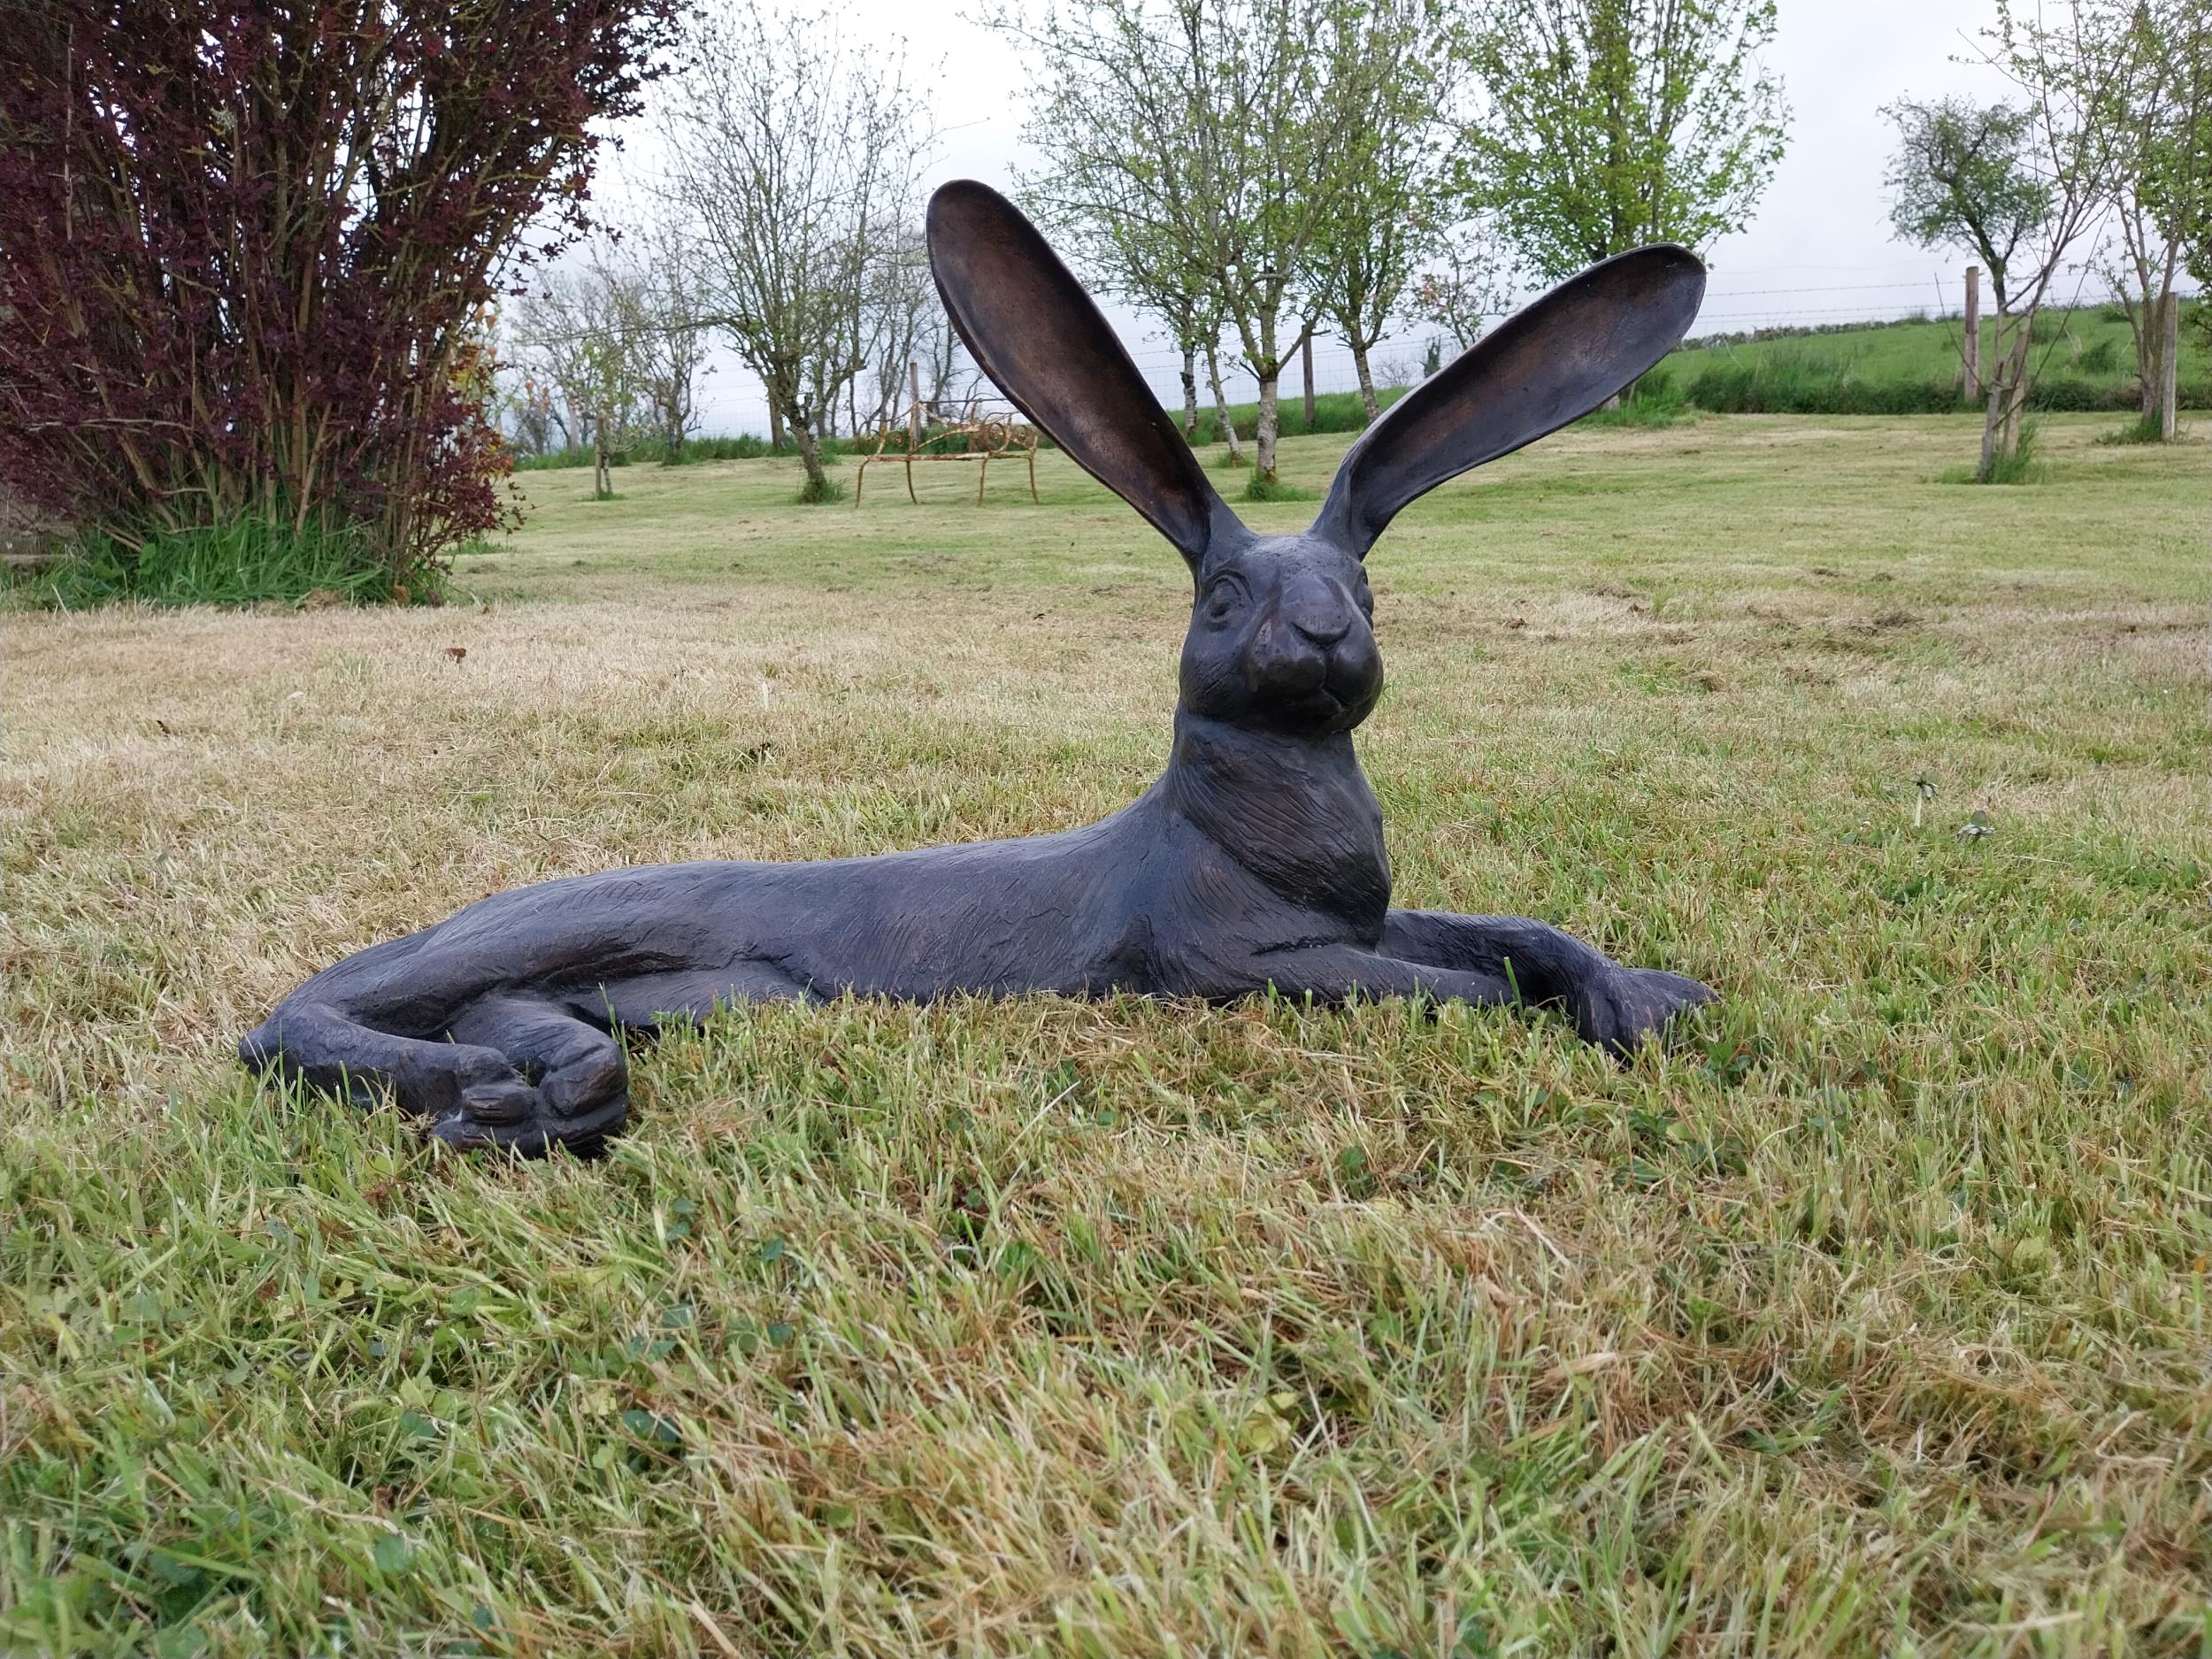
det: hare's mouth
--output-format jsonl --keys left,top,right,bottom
{"left": 1294, "top": 668, "right": 1379, "bottom": 727}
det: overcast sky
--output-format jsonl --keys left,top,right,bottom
{"left": 599, "top": 0, "right": 2123, "bottom": 436}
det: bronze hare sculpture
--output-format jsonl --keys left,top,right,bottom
{"left": 241, "top": 180, "right": 1716, "bottom": 1156}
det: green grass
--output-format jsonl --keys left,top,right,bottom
{"left": 22, "top": 518, "right": 404, "bottom": 610}
{"left": 1240, "top": 472, "right": 1318, "bottom": 501}
{"left": 4, "top": 416, "right": 2211, "bottom": 1655}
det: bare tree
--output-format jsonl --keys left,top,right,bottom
{"left": 2101, "top": 0, "right": 2211, "bottom": 426}
{"left": 1308, "top": 0, "right": 1460, "bottom": 420}
{"left": 511, "top": 260, "right": 656, "bottom": 495}
{"left": 855, "top": 227, "right": 938, "bottom": 434}
{"left": 659, "top": 3, "right": 933, "bottom": 501}
{"left": 507, "top": 375, "right": 561, "bottom": 457}
{"left": 598, "top": 220, "right": 714, "bottom": 460}
{"left": 1406, "top": 219, "right": 1519, "bottom": 354}
{"left": 1002, "top": 0, "right": 1374, "bottom": 488}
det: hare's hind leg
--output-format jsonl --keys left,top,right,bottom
{"left": 1380, "top": 910, "right": 1713, "bottom": 1057}
{"left": 240, "top": 993, "right": 629, "bottom": 1157}
{"left": 240, "top": 1000, "right": 540, "bottom": 1129}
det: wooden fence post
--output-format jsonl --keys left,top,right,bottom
{"left": 2158, "top": 291, "right": 2180, "bottom": 440}
{"left": 1962, "top": 266, "right": 1982, "bottom": 403}
{"left": 1302, "top": 336, "right": 1316, "bottom": 431}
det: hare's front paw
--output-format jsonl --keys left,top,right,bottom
{"left": 1572, "top": 965, "right": 1716, "bottom": 1059}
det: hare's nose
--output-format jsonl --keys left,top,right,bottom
{"left": 1280, "top": 579, "right": 1352, "bottom": 647}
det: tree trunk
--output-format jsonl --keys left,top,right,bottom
{"left": 2158, "top": 289, "right": 2180, "bottom": 441}
{"left": 1180, "top": 344, "right": 1200, "bottom": 438}
{"left": 1207, "top": 342, "right": 1244, "bottom": 465}
{"left": 593, "top": 407, "right": 611, "bottom": 497}
{"left": 1977, "top": 314, "right": 2034, "bottom": 480}
{"left": 1254, "top": 369, "right": 1281, "bottom": 482}
{"left": 1302, "top": 335, "right": 1316, "bottom": 431}
{"left": 1350, "top": 340, "right": 1379, "bottom": 422}
{"left": 790, "top": 412, "right": 829, "bottom": 499}
{"left": 2141, "top": 319, "right": 2161, "bottom": 421}
{"left": 1962, "top": 265, "right": 1982, "bottom": 403}
{"left": 768, "top": 401, "right": 786, "bottom": 452}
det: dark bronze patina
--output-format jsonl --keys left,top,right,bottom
{"left": 240, "top": 180, "right": 1715, "bottom": 1156}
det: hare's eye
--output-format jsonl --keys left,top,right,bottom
{"left": 1204, "top": 576, "right": 1247, "bottom": 621}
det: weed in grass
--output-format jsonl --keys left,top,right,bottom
{"left": 795, "top": 471, "right": 849, "bottom": 505}
{"left": 2098, "top": 411, "right": 2178, "bottom": 445}
{"left": 1938, "top": 418, "right": 2048, "bottom": 485}
{"left": 1579, "top": 369, "right": 1690, "bottom": 429}
{"left": 1241, "top": 472, "right": 1317, "bottom": 502}
{"left": 2078, "top": 335, "right": 2122, "bottom": 375}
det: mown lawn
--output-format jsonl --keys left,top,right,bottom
{"left": 4, "top": 415, "right": 2209, "bottom": 1657}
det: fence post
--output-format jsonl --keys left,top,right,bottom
{"left": 1302, "top": 336, "right": 1316, "bottom": 431}
{"left": 1962, "top": 266, "right": 1982, "bottom": 403}
{"left": 908, "top": 360, "right": 923, "bottom": 449}
{"left": 2158, "top": 291, "right": 2180, "bottom": 440}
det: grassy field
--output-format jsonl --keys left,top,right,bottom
{"left": 1661, "top": 305, "right": 2210, "bottom": 414}
{"left": 4, "top": 415, "right": 2209, "bottom": 1656}
{"left": 1675, "top": 304, "right": 2208, "bottom": 385}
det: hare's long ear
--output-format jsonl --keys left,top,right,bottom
{"left": 926, "top": 180, "right": 1245, "bottom": 569}
{"left": 1313, "top": 245, "right": 1706, "bottom": 557}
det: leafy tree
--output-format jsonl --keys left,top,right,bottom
{"left": 1463, "top": 0, "right": 1790, "bottom": 278}
{"left": 1180, "top": 0, "right": 1371, "bottom": 482}
{"left": 1018, "top": 172, "right": 1221, "bottom": 443}
{"left": 1003, "top": 0, "right": 1233, "bottom": 455}
{"left": 1882, "top": 97, "right": 2054, "bottom": 313}
{"left": 1886, "top": 3, "right": 2136, "bottom": 479}
{"left": 658, "top": 1, "right": 933, "bottom": 503}
{"left": 0, "top": 0, "right": 680, "bottom": 590}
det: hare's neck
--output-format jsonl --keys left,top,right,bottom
{"left": 1163, "top": 710, "right": 1391, "bottom": 928}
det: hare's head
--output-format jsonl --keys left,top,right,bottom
{"left": 925, "top": 182, "right": 1706, "bottom": 741}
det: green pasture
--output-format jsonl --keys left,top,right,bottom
{"left": 1659, "top": 303, "right": 2211, "bottom": 414}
